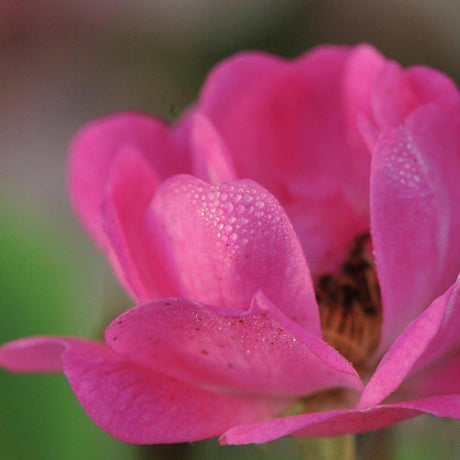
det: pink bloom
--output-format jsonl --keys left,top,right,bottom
{"left": 1, "top": 44, "right": 459, "bottom": 445}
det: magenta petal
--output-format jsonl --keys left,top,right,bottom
{"left": 0, "top": 336, "right": 288, "bottom": 443}
{"left": 372, "top": 62, "right": 460, "bottom": 130}
{"left": 220, "top": 395, "right": 460, "bottom": 445}
{"left": 197, "top": 45, "right": 385, "bottom": 273}
{"left": 69, "top": 112, "right": 188, "bottom": 250}
{"left": 100, "top": 145, "right": 180, "bottom": 302}
{"left": 105, "top": 293, "right": 362, "bottom": 398}
{"left": 0, "top": 336, "right": 87, "bottom": 372}
{"left": 342, "top": 44, "right": 385, "bottom": 203}
{"left": 199, "top": 45, "right": 355, "bottom": 183}
{"left": 371, "top": 104, "right": 460, "bottom": 349}
{"left": 360, "top": 275, "right": 460, "bottom": 408}
{"left": 146, "top": 174, "right": 320, "bottom": 333}
{"left": 190, "top": 112, "right": 237, "bottom": 183}
{"left": 398, "top": 350, "right": 460, "bottom": 401}
{"left": 63, "top": 342, "right": 287, "bottom": 443}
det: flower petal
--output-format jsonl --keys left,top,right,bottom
{"left": 145, "top": 174, "right": 320, "bottom": 333}
{"left": 397, "top": 350, "right": 460, "bottom": 401}
{"left": 220, "top": 395, "right": 460, "bottom": 445}
{"left": 0, "top": 336, "right": 87, "bottom": 372}
{"left": 198, "top": 44, "right": 384, "bottom": 273}
{"left": 69, "top": 112, "right": 188, "bottom": 250}
{"left": 105, "top": 293, "right": 362, "bottom": 398}
{"left": 372, "top": 62, "right": 460, "bottom": 129}
{"left": 342, "top": 44, "right": 386, "bottom": 202}
{"left": 0, "top": 336, "right": 288, "bottom": 444}
{"left": 189, "top": 112, "right": 238, "bottom": 183}
{"left": 100, "top": 145, "right": 165, "bottom": 301}
{"left": 359, "top": 274, "right": 460, "bottom": 408}
{"left": 371, "top": 103, "right": 460, "bottom": 349}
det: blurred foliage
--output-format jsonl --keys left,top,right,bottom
{"left": 0, "top": 209, "right": 137, "bottom": 460}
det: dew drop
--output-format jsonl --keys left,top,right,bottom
{"left": 235, "top": 204, "right": 245, "bottom": 214}
{"left": 224, "top": 201, "right": 234, "bottom": 212}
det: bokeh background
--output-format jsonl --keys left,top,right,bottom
{"left": 1, "top": 1, "right": 459, "bottom": 459}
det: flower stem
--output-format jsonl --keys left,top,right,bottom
{"left": 295, "top": 435, "right": 356, "bottom": 460}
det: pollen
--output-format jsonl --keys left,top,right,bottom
{"left": 316, "top": 232, "right": 382, "bottom": 368}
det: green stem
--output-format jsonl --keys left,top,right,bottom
{"left": 295, "top": 435, "right": 356, "bottom": 460}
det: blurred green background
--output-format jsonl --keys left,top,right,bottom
{"left": 1, "top": 1, "right": 459, "bottom": 459}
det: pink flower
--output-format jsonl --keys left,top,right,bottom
{"left": 1, "top": 44, "right": 459, "bottom": 445}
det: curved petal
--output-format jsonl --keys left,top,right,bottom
{"left": 197, "top": 44, "right": 385, "bottom": 273}
{"left": 0, "top": 336, "right": 90, "bottom": 372}
{"left": 396, "top": 349, "right": 460, "bottom": 401}
{"left": 145, "top": 174, "right": 320, "bottom": 333}
{"left": 0, "top": 336, "right": 288, "bottom": 444}
{"left": 189, "top": 112, "right": 238, "bottom": 183}
{"left": 105, "top": 293, "right": 362, "bottom": 398}
{"left": 342, "top": 44, "right": 386, "bottom": 205}
{"left": 220, "top": 395, "right": 460, "bottom": 445}
{"left": 69, "top": 112, "right": 188, "bottom": 250}
{"left": 372, "top": 62, "right": 460, "bottom": 130}
{"left": 100, "top": 145, "right": 166, "bottom": 301}
{"left": 198, "top": 45, "right": 376, "bottom": 186}
{"left": 360, "top": 275, "right": 460, "bottom": 408}
{"left": 371, "top": 104, "right": 460, "bottom": 350}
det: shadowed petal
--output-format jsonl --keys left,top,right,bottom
{"left": 359, "top": 275, "right": 460, "bottom": 408}
{"left": 220, "top": 395, "right": 460, "bottom": 445}
{"left": 396, "top": 350, "right": 460, "bottom": 401}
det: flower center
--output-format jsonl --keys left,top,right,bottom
{"left": 315, "top": 232, "right": 382, "bottom": 368}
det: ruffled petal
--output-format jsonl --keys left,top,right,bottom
{"left": 105, "top": 293, "right": 362, "bottom": 398}
{"left": 360, "top": 275, "right": 460, "bottom": 407}
{"left": 371, "top": 104, "right": 460, "bottom": 349}
{"left": 69, "top": 112, "right": 188, "bottom": 250}
{"left": 145, "top": 174, "right": 320, "bottom": 333}
{"left": 0, "top": 336, "right": 288, "bottom": 444}
{"left": 220, "top": 395, "right": 460, "bottom": 445}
